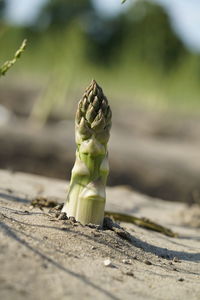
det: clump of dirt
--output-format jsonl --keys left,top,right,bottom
{"left": 31, "top": 196, "right": 60, "bottom": 209}
{"left": 48, "top": 202, "right": 133, "bottom": 242}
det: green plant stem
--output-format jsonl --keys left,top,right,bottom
{"left": 0, "top": 39, "right": 27, "bottom": 77}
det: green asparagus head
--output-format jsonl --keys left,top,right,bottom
{"left": 76, "top": 79, "right": 112, "bottom": 146}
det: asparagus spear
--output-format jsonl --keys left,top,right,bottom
{"left": 62, "top": 80, "right": 112, "bottom": 225}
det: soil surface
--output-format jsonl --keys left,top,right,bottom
{"left": 0, "top": 170, "right": 200, "bottom": 300}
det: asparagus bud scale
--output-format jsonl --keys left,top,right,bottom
{"left": 62, "top": 80, "right": 112, "bottom": 225}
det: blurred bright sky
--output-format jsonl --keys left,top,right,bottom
{"left": 4, "top": 0, "right": 200, "bottom": 52}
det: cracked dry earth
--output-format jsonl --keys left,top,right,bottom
{"left": 0, "top": 170, "right": 200, "bottom": 300}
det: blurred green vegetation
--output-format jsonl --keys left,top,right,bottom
{"left": 0, "top": 39, "right": 27, "bottom": 76}
{"left": 0, "top": 0, "right": 200, "bottom": 121}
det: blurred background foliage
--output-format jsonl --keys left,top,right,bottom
{"left": 0, "top": 0, "right": 200, "bottom": 123}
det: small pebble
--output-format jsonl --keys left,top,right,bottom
{"left": 122, "top": 259, "right": 132, "bottom": 265}
{"left": 91, "top": 246, "right": 96, "bottom": 250}
{"left": 178, "top": 278, "right": 184, "bottom": 282}
{"left": 144, "top": 260, "right": 152, "bottom": 265}
{"left": 104, "top": 259, "right": 115, "bottom": 268}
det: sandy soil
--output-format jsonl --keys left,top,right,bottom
{"left": 0, "top": 170, "right": 200, "bottom": 300}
